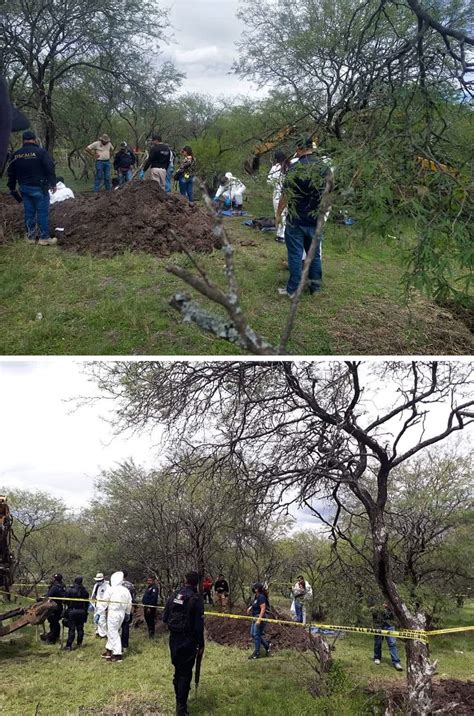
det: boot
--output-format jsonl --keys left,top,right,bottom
{"left": 176, "top": 705, "right": 189, "bottom": 716}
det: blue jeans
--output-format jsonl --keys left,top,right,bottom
{"left": 118, "top": 169, "right": 132, "bottom": 185}
{"left": 285, "top": 222, "right": 322, "bottom": 294}
{"left": 250, "top": 620, "right": 269, "bottom": 656}
{"left": 165, "top": 163, "right": 174, "bottom": 192}
{"left": 19, "top": 184, "right": 50, "bottom": 240}
{"left": 374, "top": 626, "right": 401, "bottom": 664}
{"left": 179, "top": 177, "right": 193, "bottom": 201}
{"left": 294, "top": 600, "right": 304, "bottom": 623}
{"left": 94, "top": 160, "right": 111, "bottom": 191}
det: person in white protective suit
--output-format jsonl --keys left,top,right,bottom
{"left": 100, "top": 571, "right": 132, "bottom": 662}
{"left": 214, "top": 172, "right": 246, "bottom": 209}
{"left": 49, "top": 176, "right": 74, "bottom": 204}
{"left": 90, "top": 572, "right": 109, "bottom": 638}
{"left": 267, "top": 150, "right": 288, "bottom": 241}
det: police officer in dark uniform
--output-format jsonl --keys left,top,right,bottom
{"left": 64, "top": 576, "right": 89, "bottom": 651}
{"left": 142, "top": 576, "right": 160, "bottom": 638}
{"left": 163, "top": 572, "right": 204, "bottom": 716}
{"left": 41, "top": 573, "right": 66, "bottom": 644}
{"left": 7, "top": 129, "right": 57, "bottom": 245}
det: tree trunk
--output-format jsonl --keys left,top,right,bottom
{"left": 405, "top": 638, "right": 436, "bottom": 716}
{"left": 39, "top": 93, "right": 56, "bottom": 155}
{"left": 371, "top": 510, "right": 435, "bottom": 715}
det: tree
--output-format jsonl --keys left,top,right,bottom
{"left": 1, "top": 488, "right": 67, "bottom": 589}
{"left": 234, "top": 0, "right": 474, "bottom": 303}
{"left": 0, "top": 0, "right": 182, "bottom": 152}
{"left": 85, "top": 457, "right": 278, "bottom": 596}
{"left": 90, "top": 360, "right": 474, "bottom": 715}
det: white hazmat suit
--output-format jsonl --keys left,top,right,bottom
{"left": 214, "top": 172, "right": 246, "bottom": 207}
{"left": 103, "top": 571, "right": 132, "bottom": 655}
{"left": 91, "top": 577, "right": 110, "bottom": 637}
{"left": 49, "top": 181, "right": 74, "bottom": 204}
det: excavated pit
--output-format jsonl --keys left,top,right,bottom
{"left": 0, "top": 182, "right": 218, "bottom": 257}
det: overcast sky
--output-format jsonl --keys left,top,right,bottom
{"left": 164, "top": 0, "right": 262, "bottom": 98}
{"left": 1, "top": 360, "right": 471, "bottom": 533}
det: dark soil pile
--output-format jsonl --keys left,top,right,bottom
{"left": 380, "top": 679, "right": 474, "bottom": 715}
{"left": 203, "top": 610, "right": 312, "bottom": 652}
{"left": 0, "top": 182, "right": 218, "bottom": 257}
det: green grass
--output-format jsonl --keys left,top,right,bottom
{"left": 1, "top": 192, "right": 472, "bottom": 355}
{"left": 1, "top": 601, "right": 472, "bottom": 715}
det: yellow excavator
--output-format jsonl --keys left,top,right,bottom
{"left": 0, "top": 496, "right": 55, "bottom": 637}
{"left": 244, "top": 123, "right": 459, "bottom": 179}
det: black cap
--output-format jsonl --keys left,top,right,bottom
{"left": 53, "top": 573, "right": 63, "bottom": 582}
{"left": 74, "top": 576, "right": 83, "bottom": 585}
{"left": 22, "top": 129, "right": 36, "bottom": 141}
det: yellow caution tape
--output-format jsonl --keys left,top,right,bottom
{"left": 2, "top": 589, "right": 472, "bottom": 643}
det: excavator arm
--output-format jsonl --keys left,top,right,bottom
{"left": 0, "top": 598, "right": 55, "bottom": 637}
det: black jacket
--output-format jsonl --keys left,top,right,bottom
{"left": 7, "top": 143, "right": 56, "bottom": 190}
{"left": 65, "top": 584, "right": 89, "bottom": 620}
{"left": 113, "top": 149, "right": 136, "bottom": 171}
{"left": 46, "top": 582, "right": 66, "bottom": 614}
{"left": 143, "top": 143, "right": 171, "bottom": 170}
{"left": 143, "top": 584, "right": 160, "bottom": 606}
{"left": 163, "top": 585, "right": 204, "bottom": 646}
{"left": 214, "top": 579, "right": 229, "bottom": 594}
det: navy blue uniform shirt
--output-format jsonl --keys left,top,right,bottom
{"left": 7, "top": 142, "right": 56, "bottom": 191}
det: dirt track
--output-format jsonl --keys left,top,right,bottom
{"left": 0, "top": 182, "right": 218, "bottom": 257}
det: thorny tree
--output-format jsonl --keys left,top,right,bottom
{"left": 0, "top": 0, "right": 181, "bottom": 153}
{"left": 90, "top": 360, "right": 474, "bottom": 715}
{"left": 86, "top": 458, "right": 278, "bottom": 596}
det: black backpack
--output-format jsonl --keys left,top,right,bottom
{"left": 166, "top": 589, "right": 198, "bottom": 634}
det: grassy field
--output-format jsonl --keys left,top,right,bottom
{"left": 0, "top": 181, "right": 472, "bottom": 356}
{"left": 1, "top": 600, "right": 472, "bottom": 716}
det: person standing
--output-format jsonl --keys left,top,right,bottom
{"left": 113, "top": 142, "right": 136, "bottom": 185}
{"left": 247, "top": 582, "right": 271, "bottom": 659}
{"left": 142, "top": 576, "right": 160, "bottom": 639}
{"left": 90, "top": 572, "right": 109, "bottom": 638}
{"left": 143, "top": 133, "right": 171, "bottom": 189}
{"left": 64, "top": 576, "right": 89, "bottom": 651}
{"left": 267, "top": 150, "right": 288, "bottom": 242}
{"left": 174, "top": 146, "right": 195, "bottom": 202}
{"left": 276, "top": 136, "right": 334, "bottom": 297}
{"left": 214, "top": 574, "right": 229, "bottom": 611}
{"left": 101, "top": 571, "right": 132, "bottom": 663}
{"left": 7, "top": 130, "right": 57, "bottom": 245}
{"left": 163, "top": 571, "right": 204, "bottom": 716}
{"left": 165, "top": 147, "right": 175, "bottom": 193}
{"left": 291, "top": 575, "right": 313, "bottom": 624}
{"left": 41, "top": 573, "right": 66, "bottom": 644}
{"left": 370, "top": 599, "right": 403, "bottom": 671}
{"left": 86, "top": 133, "right": 114, "bottom": 192}
{"left": 202, "top": 575, "right": 213, "bottom": 605}
{"left": 120, "top": 570, "right": 137, "bottom": 651}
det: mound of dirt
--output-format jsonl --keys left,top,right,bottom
{"left": 379, "top": 679, "right": 474, "bottom": 715}
{"left": 0, "top": 182, "right": 218, "bottom": 257}
{"left": 204, "top": 610, "right": 313, "bottom": 652}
